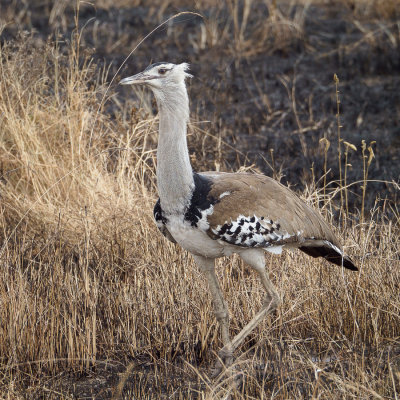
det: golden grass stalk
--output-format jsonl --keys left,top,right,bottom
{"left": 343, "top": 140, "right": 357, "bottom": 218}
{"left": 333, "top": 74, "right": 344, "bottom": 215}
{"left": 361, "top": 139, "right": 376, "bottom": 225}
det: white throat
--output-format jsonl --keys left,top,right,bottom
{"left": 154, "top": 81, "right": 194, "bottom": 215}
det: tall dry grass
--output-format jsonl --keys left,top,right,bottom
{"left": 0, "top": 31, "right": 399, "bottom": 400}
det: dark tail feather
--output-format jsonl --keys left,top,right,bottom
{"left": 300, "top": 243, "right": 358, "bottom": 271}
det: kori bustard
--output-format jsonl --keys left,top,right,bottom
{"left": 120, "top": 62, "right": 357, "bottom": 373}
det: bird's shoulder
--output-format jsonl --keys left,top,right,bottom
{"left": 201, "top": 171, "right": 301, "bottom": 226}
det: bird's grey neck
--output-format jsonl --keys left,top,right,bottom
{"left": 156, "top": 86, "right": 194, "bottom": 215}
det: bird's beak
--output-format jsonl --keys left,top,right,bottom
{"left": 119, "top": 72, "right": 153, "bottom": 85}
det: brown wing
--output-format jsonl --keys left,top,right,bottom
{"left": 204, "top": 172, "right": 337, "bottom": 242}
{"left": 201, "top": 172, "right": 357, "bottom": 270}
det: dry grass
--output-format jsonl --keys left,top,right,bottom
{"left": 0, "top": 3, "right": 399, "bottom": 399}
{"left": 340, "top": 0, "right": 400, "bottom": 19}
{"left": 188, "top": 0, "right": 309, "bottom": 58}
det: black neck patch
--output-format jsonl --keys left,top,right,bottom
{"left": 184, "top": 173, "right": 218, "bottom": 227}
{"left": 154, "top": 199, "right": 167, "bottom": 225}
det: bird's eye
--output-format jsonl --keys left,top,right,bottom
{"left": 158, "top": 68, "right": 167, "bottom": 75}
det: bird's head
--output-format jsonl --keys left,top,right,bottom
{"left": 119, "top": 62, "right": 192, "bottom": 93}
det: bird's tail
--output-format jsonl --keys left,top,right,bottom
{"left": 299, "top": 240, "right": 357, "bottom": 271}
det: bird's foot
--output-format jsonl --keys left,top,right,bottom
{"left": 211, "top": 351, "right": 243, "bottom": 400}
{"left": 211, "top": 347, "right": 234, "bottom": 379}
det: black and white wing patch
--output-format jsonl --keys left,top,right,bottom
{"left": 153, "top": 199, "right": 176, "bottom": 243}
{"left": 210, "top": 214, "right": 293, "bottom": 248}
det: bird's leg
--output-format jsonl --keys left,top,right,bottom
{"left": 221, "top": 250, "right": 281, "bottom": 354}
{"left": 192, "top": 255, "right": 234, "bottom": 374}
